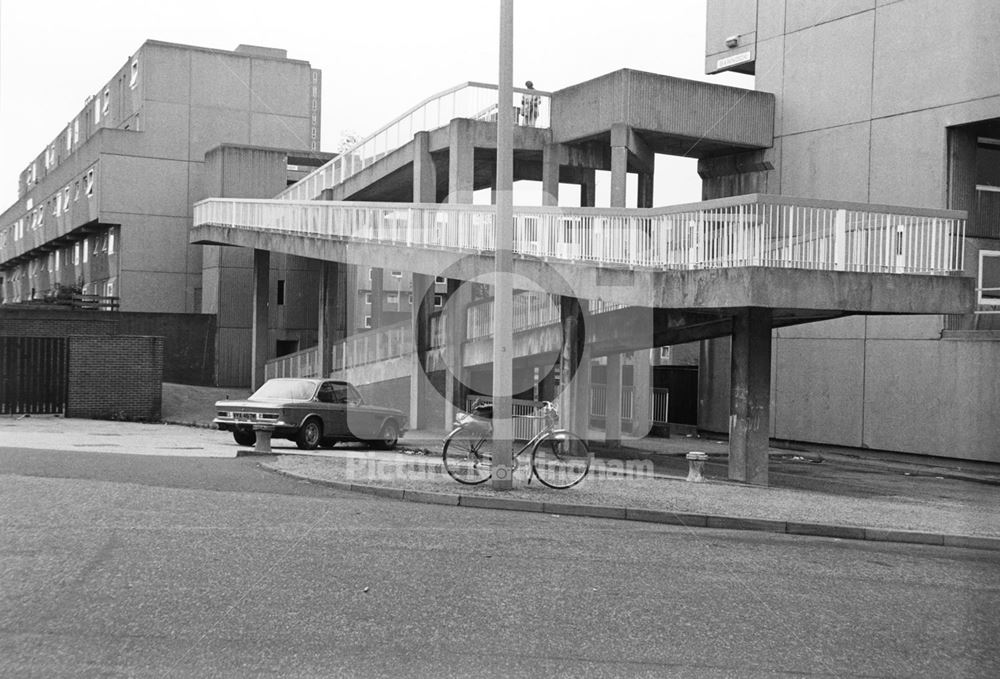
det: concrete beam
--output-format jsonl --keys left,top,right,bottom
{"left": 251, "top": 249, "right": 270, "bottom": 390}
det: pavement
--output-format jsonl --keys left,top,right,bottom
{"left": 3, "top": 408, "right": 999, "bottom": 551}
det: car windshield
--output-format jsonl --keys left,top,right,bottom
{"left": 248, "top": 380, "right": 317, "bottom": 402}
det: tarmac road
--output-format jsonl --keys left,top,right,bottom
{"left": 1, "top": 447, "right": 998, "bottom": 678}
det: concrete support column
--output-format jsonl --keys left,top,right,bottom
{"left": 444, "top": 278, "right": 470, "bottom": 425}
{"left": 413, "top": 131, "right": 436, "bottom": 204}
{"left": 605, "top": 352, "right": 622, "bottom": 448}
{"left": 572, "top": 346, "right": 592, "bottom": 436}
{"left": 559, "top": 295, "right": 585, "bottom": 431}
{"left": 729, "top": 307, "right": 772, "bottom": 486}
{"left": 637, "top": 172, "right": 654, "bottom": 208}
{"left": 251, "top": 248, "right": 270, "bottom": 390}
{"left": 610, "top": 124, "right": 630, "bottom": 209}
{"left": 542, "top": 143, "right": 561, "bottom": 207}
{"left": 369, "top": 268, "right": 383, "bottom": 329}
{"left": 631, "top": 348, "right": 651, "bottom": 439}
{"left": 448, "top": 119, "right": 475, "bottom": 205}
{"left": 317, "top": 261, "right": 336, "bottom": 377}
{"left": 409, "top": 132, "right": 437, "bottom": 431}
{"left": 580, "top": 169, "right": 596, "bottom": 208}
{"left": 410, "top": 272, "right": 434, "bottom": 430}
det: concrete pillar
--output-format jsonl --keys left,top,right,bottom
{"left": 572, "top": 346, "right": 592, "bottom": 436}
{"left": 559, "top": 295, "right": 584, "bottom": 430}
{"left": 410, "top": 272, "right": 434, "bottom": 430}
{"left": 631, "top": 348, "right": 651, "bottom": 439}
{"left": 580, "top": 170, "right": 596, "bottom": 208}
{"left": 729, "top": 307, "right": 772, "bottom": 486}
{"left": 448, "top": 119, "right": 475, "bottom": 205}
{"left": 610, "top": 124, "right": 630, "bottom": 209}
{"left": 413, "top": 131, "right": 436, "bottom": 204}
{"left": 605, "top": 352, "right": 622, "bottom": 448}
{"left": 251, "top": 248, "right": 270, "bottom": 390}
{"left": 444, "top": 278, "right": 470, "bottom": 425}
{"left": 317, "top": 261, "right": 336, "bottom": 377}
{"left": 637, "top": 172, "right": 654, "bottom": 208}
{"left": 370, "top": 268, "right": 383, "bottom": 329}
{"left": 542, "top": 143, "right": 560, "bottom": 207}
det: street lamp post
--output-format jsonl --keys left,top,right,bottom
{"left": 492, "top": 0, "right": 514, "bottom": 490}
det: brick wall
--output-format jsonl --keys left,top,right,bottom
{"left": 66, "top": 335, "right": 163, "bottom": 420}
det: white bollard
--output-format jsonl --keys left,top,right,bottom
{"left": 686, "top": 451, "right": 708, "bottom": 482}
{"left": 253, "top": 425, "right": 274, "bottom": 454}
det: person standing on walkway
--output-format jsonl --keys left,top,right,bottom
{"left": 521, "top": 81, "right": 540, "bottom": 127}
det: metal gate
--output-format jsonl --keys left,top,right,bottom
{"left": 0, "top": 337, "right": 68, "bottom": 414}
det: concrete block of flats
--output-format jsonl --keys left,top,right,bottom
{"left": 543, "top": 502, "right": 627, "bottom": 520}
{"left": 403, "top": 489, "right": 459, "bottom": 506}
{"left": 459, "top": 496, "right": 544, "bottom": 513}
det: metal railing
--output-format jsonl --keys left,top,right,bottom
{"left": 590, "top": 385, "right": 669, "bottom": 425}
{"left": 194, "top": 194, "right": 966, "bottom": 275}
{"left": 278, "top": 83, "right": 551, "bottom": 202}
{"left": 265, "top": 346, "right": 320, "bottom": 380}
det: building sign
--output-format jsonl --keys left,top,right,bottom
{"left": 716, "top": 50, "right": 753, "bottom": 71}
{"left": 309, "top": 69, "right": 322, "bottom": 151}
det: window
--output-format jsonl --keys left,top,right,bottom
{"left": 408, "top": 293, "right": 414, "bottom": 305}
{"left": 434, "top": 294, "right": 443, "bottom": 308}
{"left": 390, "top": 270, "right": 402, "bottom": 278}
{"left": 435, "top": 276, "right": 447, "bottom": 284}
{"left": 363, "top": 315, "right": 372, "bottom": 328}
{"left": 54, "top": 194, "right": 62, "bottom": 215}
{"left": 107, "top": 230, "right": 115, "bottom": 254}
{"left": 94, "top": 96, "right": 101, "bottom": 124}
{"left": 82, "top": 237, "right": 88, "bottom": 263}
{"left": 102, "top": 88, "right": 110, "bottom": 116}
{"left": 73, "top": 119, "right": 79, "bottom": 145}
{"left": 85, "top": 169, "right": 94, "bottom": 197}
{"left": 63, "top": 187, "right": 70, "bottom": 212}
{"left": 365, "top": 292, "right": 372, "bottom": 305}
{"left": 369, "top": 267, "right": 377, "bottom": 281}
{"left": 65, "top": 125, "right": 72, "bottom": 152}
{"left": 386, "top": 292, "right": 399, "bottom": 305}
{"left": 129, "top": 59, "right": 139, "bottom": 88}
{"left": 74, "top": 180, "right": 80, "bottom": 200}
{"left": 54, "top": 250, "right": 60, "bottom": 272}
{"left": 73, "top": 242, "right": 81, "bottom": 265}
{"left": 276, "top": 280, "right": 285, "bottom": 305}
{"left": 659, "top": 346, "right": 672, "bottom": 361}
{"left": 979, "top": 251, "right": 1000, "bottom": 307}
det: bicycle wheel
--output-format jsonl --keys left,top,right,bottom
{"left": 531, "top": 431, "right": 591, "bottom": 489}
{"left": 442, "top": 427, "right": 494, "bottom": 485}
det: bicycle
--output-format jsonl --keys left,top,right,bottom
{"left": 442, "top": 400, "right": 591, "bottom": 489}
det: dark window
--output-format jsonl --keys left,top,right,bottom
{"left": 277, "top": 280, "right": 285, "bottom": 305}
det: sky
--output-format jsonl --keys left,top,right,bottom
{"left": 0, "top": 0, "right": 751, "bottom": 211}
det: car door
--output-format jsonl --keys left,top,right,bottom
{"left": 343, "top": 383, "right": 379, "bottom": 439}
{"left": 316, "top": 381, "right": 348, "bottom": 440}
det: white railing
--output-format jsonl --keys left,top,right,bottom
{"left": 463, "top": 396, "right": 548, "bottom": 441}
{"left": 194, "top": 194, "right": 966, "bottom": 275}
{"left": 279, "top": 83, "right": 551, "bottom": 202}
{"left": 265, "top": 346, "right": 320, "bottom": 380}
{"left": 467, "top": 292, "right": 561, "bottom": 340}
{"left": 333, "top": 320, "right": 413, "bottom": 371}
{"left": 590, "top": 385, "right": 670, "bottom": 425}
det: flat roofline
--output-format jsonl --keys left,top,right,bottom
{"left": 140, "top": 39, "right": 312, "bottom": 66}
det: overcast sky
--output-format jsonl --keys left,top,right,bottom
{"left": 0, "top": 0, "right": 750, "bottom": 210}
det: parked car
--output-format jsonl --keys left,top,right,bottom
{"left": 213, "top": 378, "right": 407, "bottom": 450}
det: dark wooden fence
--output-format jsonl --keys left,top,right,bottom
{"left": 0, "top": 336, "right": 68, "bottom": 414}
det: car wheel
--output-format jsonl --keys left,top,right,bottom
{"left": 373, "top": 420, "right": 399, "bottom": 450}
{"left": 233, "top": 429, "right": 256, "bottom": 446}
{"left": 295, "top": 418, "right": 323, "bottom": 450}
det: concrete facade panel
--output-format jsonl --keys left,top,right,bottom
{"left": 772, "top": 337, "right": 866, "bottom": 447}
{"left": 250, "top": 60, "right": 311, "bottom": 116}
{"left": 250, "top": 113, "right": 311, "bottom": 150}
{"left": 756, "top": 0, "right": 788, "bottom": 41}
{"left": 784, "top": 0, "right": 875, "bottom": 33}
{"left": 128, "top": 100, "right": 189, "bottom": 160}
{"left": 872, "top": 0, "right": 1000, "bottom": 118}
{"left": 863, "top": 339, "right": 1000, "bottom": 461}
{"left": 779, "top": 123, "right": 871, "bottom": 201}
{"left": 99, "top": 157, "right": 190, "bottom": 217}
{"left": 141, "top": 44, "right": 191, "bottom": 105}
{"left": 218, "top": 266, "right": 254, "bottom": 329}
{"left": 189, "top": 108, "right": 250, "bottom": 164}
{"left": 216, "top": 327, "right": 252, "bottom": 387}
{"left": 705, "top": 0, "right": 758, "bottom": 55}
{"left": 775, "top": 315, "right": 866, "bottom": 339}
{"left": 754, "top": 36, "right": 785, "bottom": 136}
{"left": 118, "top": 270, "right": 187, "bottom": 313}
{"left": 868, "top": 110, "right": 948, "bottom": 209}
{"left": 115, "top": 215, "right": 191, "bottom": 273}
{"left": 190, "top": 51, "right": 250, "bottom": 110}
{"left": 864, "top": 315, "right": 942, "bottom": 340}
{"left": 780, "top": 11, "right": 874, "bottom": 135}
